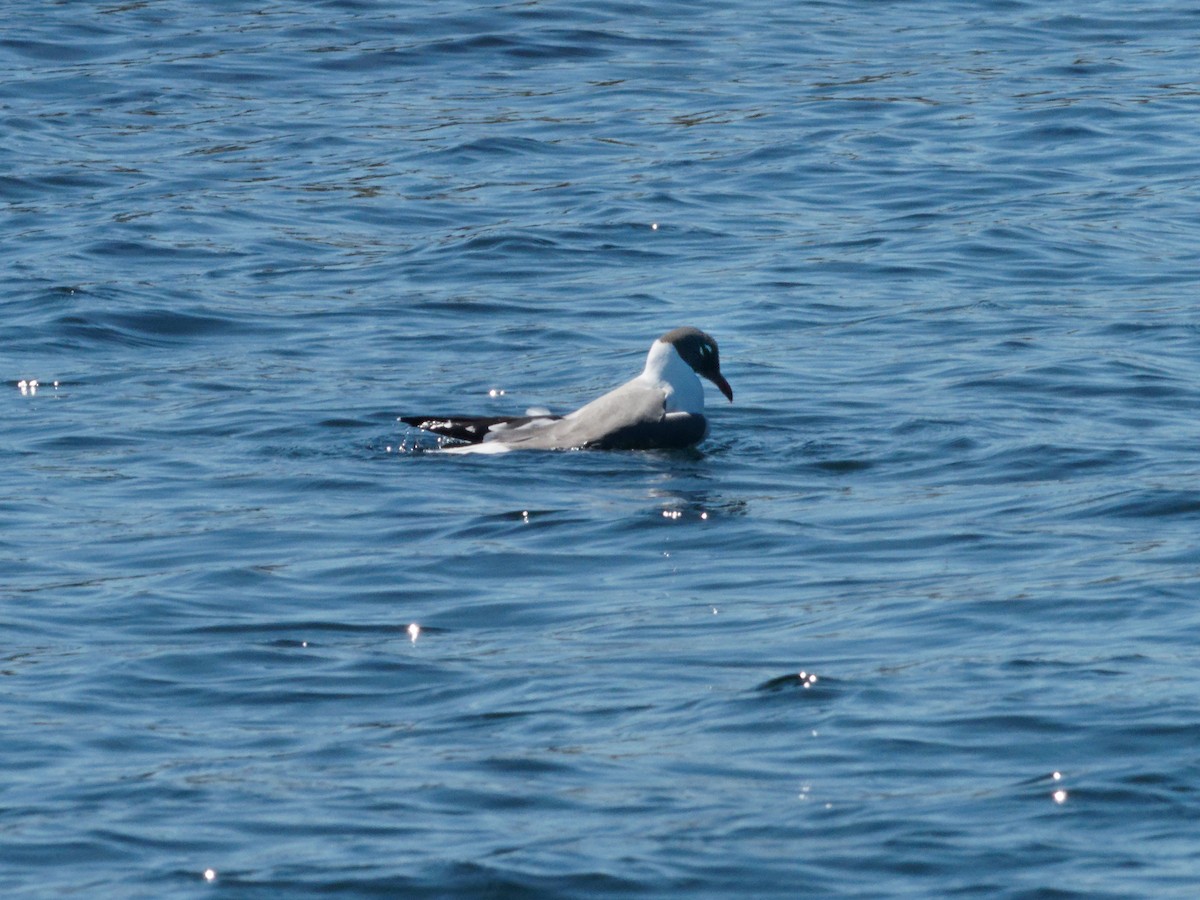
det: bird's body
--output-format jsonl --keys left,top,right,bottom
{"left": 401, "top": 327, "right": 732, "bottom": 453}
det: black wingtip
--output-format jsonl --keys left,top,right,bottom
{"left": 400, "top": 414, "right": 564, "bottom": 445}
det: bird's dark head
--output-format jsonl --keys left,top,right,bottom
{"left": 659, "top": 326, "right": 733, "bottom": 402}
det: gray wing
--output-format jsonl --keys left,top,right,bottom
{"left": 490, "top": 378, "right": 707, "bottom": 450}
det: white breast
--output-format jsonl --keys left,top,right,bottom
{"left": 639, "top": 340, "right": 704, "bottom": 414}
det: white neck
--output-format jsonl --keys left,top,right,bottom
{"left": 640, "top": 340, "right": 704, "bottom": 413}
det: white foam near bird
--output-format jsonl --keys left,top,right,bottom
{"left": 400, "top": 327, "right": 733, "bottom": 453}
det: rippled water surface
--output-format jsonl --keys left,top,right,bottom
{"left": 5, "top": 1, "right": 1200, "bottom": 896}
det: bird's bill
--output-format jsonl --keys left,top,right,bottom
{"left": 710, "top": 373, "right": 733, "bottom": 402}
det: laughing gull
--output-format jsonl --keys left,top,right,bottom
{"left": 401, "top": 327, "right": 732, "bottom": 452}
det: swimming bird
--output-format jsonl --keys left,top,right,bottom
{"left": 400, "top": 326, "right": 732, "bottom": 452}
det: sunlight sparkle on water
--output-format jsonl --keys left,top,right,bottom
{"left": 1051, "top": 771, "right": 1067, "bottom": 804}
{"left": 19, "top": 379, "right": 61, "bottom": 396}
{"left": 407, "top": 623, "right": 420, "bottom": 643}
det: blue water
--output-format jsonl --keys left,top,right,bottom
{"left": 4, "top": 1, "right": 1200, "bottom": 896}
